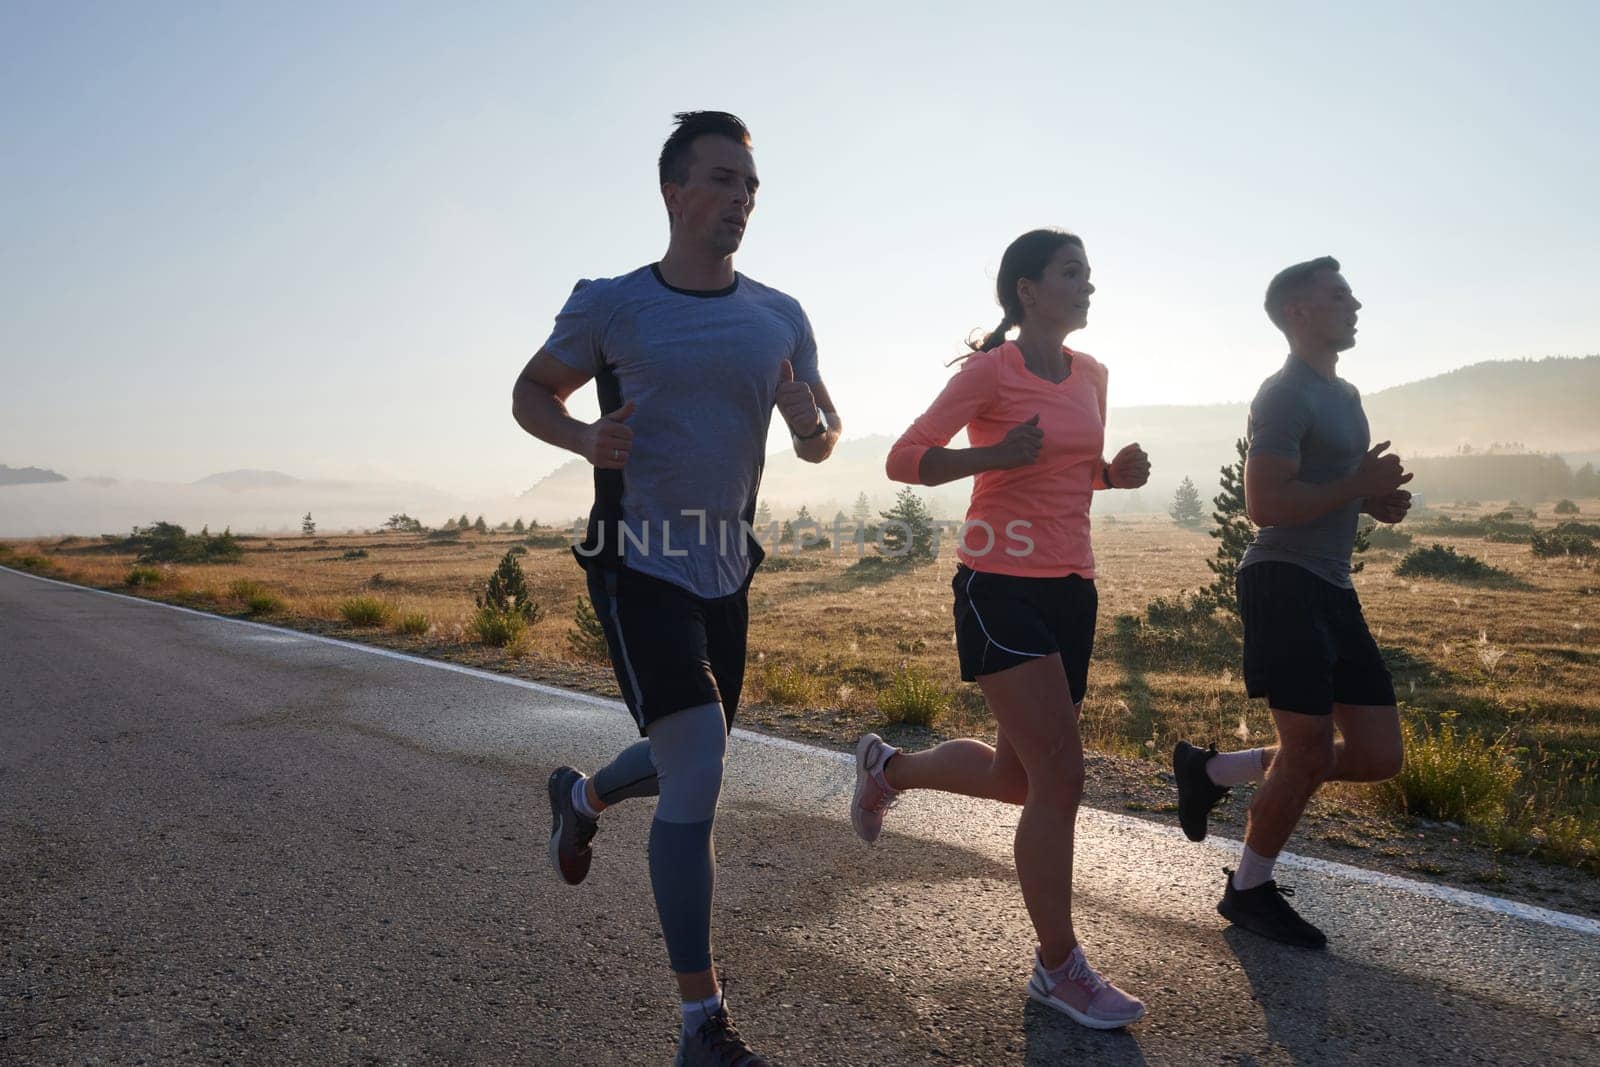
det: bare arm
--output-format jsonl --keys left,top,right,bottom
{"left": 1245, "top": 441, "right": 1411, "bottom": 528}
{"left": 511, "top": 350, "right": 633, "bottom": 468}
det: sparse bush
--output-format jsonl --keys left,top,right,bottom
{"left": 762, "top": 555, "right": 824, "bottom": 572}
{"left": 125, "top": 522, "right": 243, "bottom": 563}
{"left": 567, "top": 597, "right": 610, "bottom": 662}
{"left": 1553, "top": 498, "right": 1580, "bottom": 515}
{"left": 12, "top": 554, "right": 55, "bottom": 575}
{"left": 877, "top": 666, "right": 949, "bottom": 727}
{"left": 341, "top": 596, "right": 395, "bottom": 627}
{"left": 470, "top": 606, "right": 527, "bottom": 648}
{"left": 760, "top": 662, "right": 820, "bottom": 706}
{"left": 0, "top": 543, "right": 11, "bottom": 559}
{"left": 1384, "top": 713, "right": 1520, "bottom": 827}
{"left": 383, "top": 513, "right": 424, "bottom": 533}
{"left": 524, "top": 527, "right": 570, "bottom": 549}
{"left": 342, "top": 548, "right": 369, "bottom": 559}
{"left": 426, "top": 528, "right": 461, "bottom": 542}
{"left": 126, "top": 566, "right": 163, "bottom": 587}
{"left": 396, "top": 612, "right": 430, "bottom": 636}
{"left": 1143, "top": 592, "right": 1216, "bottom": 628}
{"left": 1395, "top": 543, "right": 1506, "bottom": 581}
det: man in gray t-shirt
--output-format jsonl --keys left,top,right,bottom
{"left": 511, "top": 112, "right": 838, "bottom": 1066}
{"left": 1171, "top": 256, "right": 1413, "bottom": 953}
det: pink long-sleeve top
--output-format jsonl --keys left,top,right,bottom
{"left": 886, "top": 341, "right": 1109, "bottom": 578}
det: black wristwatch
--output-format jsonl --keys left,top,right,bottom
{"left": 1102, "top": 462, "right": 1116, "bottom": 489}
{"left": 794, "top": 409, "right": 828, "bottom": 441}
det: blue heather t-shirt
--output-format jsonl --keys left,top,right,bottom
{"left": 541, "top": 264, "right": 819, "bottom": 599}
{"left": 1239, "top": 355, "right": 1371, "bottom": 589}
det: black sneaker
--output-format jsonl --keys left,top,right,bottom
{"left": 547, "top": 766, "right": 599, "bottom": 885}
{"left": 1217, "top": 868, "right": 1327, "bottom": 949}
{"left": 675, "top": 1007, "right": 771, "bottom": 1066}
{"left": 1173, "top": 741, "right": 1231, "bottom": 842}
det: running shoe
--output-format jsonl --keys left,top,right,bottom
{"left": 1026, "top": 945, "right": 1146, "bottom": 1030}
{"left": 675, "top": 1006, "right": 770, "bottom": 1066}
{"left": 547, "top": 766, "right": 599, "bottom": 886}
{"left": 1217, "top": 868, "right": 1327, "bottom": 949}
{"left": 850, "top": 733, "right": 900, "bottom": 844}
{"left": 1173, "top": 740, "right": 1231, "bottom": 842}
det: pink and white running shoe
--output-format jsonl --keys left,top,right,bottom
{"left": 1026, "top": 945, "right": 1145, "bottom": 1030}
{"left": 850, "top": 733, "right": 900, "bottom": 844}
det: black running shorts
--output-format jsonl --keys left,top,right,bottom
{"left": 951, "top": 563, "right": 1097, "bottom": 701}
{"left": 586, "top": 566, "right": 749, "bottom": 734}
{"left": 1237, "top": 561, "right": 1396, "bottom": 716}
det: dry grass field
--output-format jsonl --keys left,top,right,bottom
{"left": 6, "top": 499, "right": 1597, "bottom": 878}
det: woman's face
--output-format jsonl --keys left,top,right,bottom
{"left": 1019, "top": 243, "right": 1094, "bottom": 333}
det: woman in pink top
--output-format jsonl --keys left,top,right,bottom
{"left": 851, "top": 229, "right": 1151, "bottom": 1030}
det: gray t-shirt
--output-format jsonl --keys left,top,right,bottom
{"left": 1239, "top": 355, "right": 1370, "bottom": 588}
{"left": 541, "top": 264, "right": 819, "bottom": 599}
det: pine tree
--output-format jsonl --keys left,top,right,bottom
{"left": 512, "top": 517, "right": 527, "bottom": 533}
{"left": 476, "top": 550, "right": 542, "bottom": 623}
{"left": 878, "top": 487, "right": 937, "bottom": 564}
{"left": 458, "top": 513, "right": 471, "bottom": 530}
{"left": 473, "top": 514, "right": 489, "bottom": 534}
{"left": 1169, "top": 478, "right": 1204, "bottom": 526}
{"left": 754, "top": 500, "right": 772, "bottom": 525}
{"left": 301, "top": 512, "right": 316, "bottom": 536}
{"left": 567, "top": 596, "right": 610, "bottom": 662}
{"left": 852, "top": 492, "right": 872, "bottom": 528}
{"left": 1205, "top": 438, "right": 1254, "bottom": 613}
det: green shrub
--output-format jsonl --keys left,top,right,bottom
{"left": 126, "top": 566, "right": 163, "bottom": 587}
{"left": 761, "top": 662, "right": 820, "bottom": 706}
{"left": 0, "top": 543, "right": 11, "bottom": 559}
{"left": 12, "top": 554, "right": 54, "bottom": 575}
{"left": 470, "top": 606, "right": 527, "bottom": 648}
{"left": 877, "top": 666, "right": 949, "bottom": 727}
{"left": 1384, "top": 713, "right": 1520, "bottom": 827}
{"left": 1553, "top": 498, "right": 1580, "bottom": 515}
{"left": 244, "top": 593, "right": 281, "bottom": 615}
{"left": 1530, "top": 532, "right": 1596, "bottom": 558}
{"left": 125, "top": 522, "right": 244, "bottom": 563}
{"left": 524, "top": 528, "right": 571, "bottom": 549}
{"left": 1365, "top": 524, "right": 1414, "bottom": 550}
{"left": 1143, "top": 592, "right": 1215, "bottom": 628}
{"left": 396, "top": 612, "right": 430, "bottom": 635}
{"left": 1394, "top": 543, "right": 1505, "bottom": 580}
{"left": 341, "top": 596, "right": 395, "bottom": 627}
{"left": 567, "top": 597, "right": 610, "bottom": 662}
{"left": 426, "top": 528, "right": 461, "bottom": 542}
{"left": 342, "top": 548, "right": 369, "bottom": 559}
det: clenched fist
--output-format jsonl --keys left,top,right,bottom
{"left": 776, "top": 359, "right": 823, "bottom": 436}
{"left": 989, "top": 414, "right": 1044, "bottom": 470}
{"left": 1108, "top": 442, "right": 1150, "bottom": 489}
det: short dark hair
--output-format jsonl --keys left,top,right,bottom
{"left": 658, "top": 111, "right": 752, "bottom": 187}
{"left": 1264, "top": 256, "right": 1340, "bottom": 330}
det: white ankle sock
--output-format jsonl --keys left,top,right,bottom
{"left": 680, "top": 991, "right": 723, "bottom": 1038}
{"left": 572, "top": 776, "right": 601, "bottom": 820}
{"left": 1207, "top": 748, "right": 1266, "bottom": 787}
{"left": 1232, "top": 845, "right": 1277, "bottom": 890}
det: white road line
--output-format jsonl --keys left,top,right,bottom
{"left": 7, "top": 563, "right": 1599, "bottom": 938}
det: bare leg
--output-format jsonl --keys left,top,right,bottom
{"left": 882, "top": 730, "right": 1029, "bottom": 805}
{"left": 971, "top": 654, "right": 1085, "bottom": 968}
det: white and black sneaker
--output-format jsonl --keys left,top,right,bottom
{"left": 547, "top": 766, "right": 599, "bottom": 885}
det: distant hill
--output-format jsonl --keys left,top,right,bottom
{"left": 194, "top": 469, "right": 302, "bottom": 490}
{"left": 0, "top": 464, "right": 66, "bottom": 487}
{"left": 517, "top": 356, "right": 1600, "bottom": 520}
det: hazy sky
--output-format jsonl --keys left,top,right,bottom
{"left": 3, "top": 1, "right": 1596, "bottom": 494}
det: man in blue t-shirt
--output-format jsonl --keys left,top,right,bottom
{"left": 1172, "top": 257, "right": 1412, "bottom": 950}
{"left": 512, "top": 112, "right": 839, "bottom": 1065}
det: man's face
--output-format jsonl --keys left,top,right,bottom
{"left": 663, "top": 135, "right": 759, "bottom": 256}
{"left": 1289, "top": 269, "right": 1362, "bottom": 351}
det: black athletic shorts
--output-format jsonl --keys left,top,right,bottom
{"left": 951, "top": 563, "right": 1097, "bottom": 701}
{"left": 585, "top": 566, "right": 749, "bottom": 734}
{"left": 1237, "top": 561, "right": 1396, "bottom": 716}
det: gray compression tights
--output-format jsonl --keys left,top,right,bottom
{"left": 596, "top": 702, "right": 728, "bottom": 975}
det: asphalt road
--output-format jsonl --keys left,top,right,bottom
{"left": 3, "top": 566, "right": 1597, "bottom": 1065}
